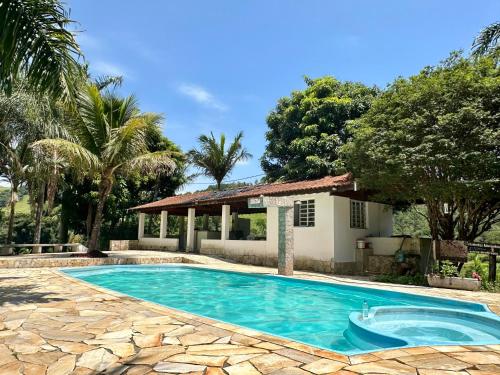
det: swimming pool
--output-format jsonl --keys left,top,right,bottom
{"left": 63, "top": 265, "right": 500, "bottom": 354}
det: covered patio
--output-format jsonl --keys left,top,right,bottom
{"left": 130, "top": 174, "right": 356, "bottom": 260}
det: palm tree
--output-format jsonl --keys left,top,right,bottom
{"left": 0, "top": 0, "right": 82, "bottom": 98}
{"left": 188, "top": 131, "right": 252, "bottom": 190}
{"left": 0, "top": 89, "right": 39, "bottom": 244}
{"left": 0, "top": 86, "right": 66, "bottom": 247}
{"left": 472, "top": 22, "right": 500, "bottom": 57}
{"left": 33, "top": 85, "right": 175, "bottom": 255}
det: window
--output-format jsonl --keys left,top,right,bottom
{"left": 294, "top": 200, "right": 315, "bottom": 227}
{"left": 350, "top": 200, "right": 366, "bottom": 229}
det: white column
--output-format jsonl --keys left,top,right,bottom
{"left": 186, "top": 208, "right": 196, "bottom": 252}
{"left": 221, "top": 205, "right": 231, "bottom": 240}
{"left": 138, "top": 212, "right": 145, "bottom": 239}
{"left": 178, "top": 216, "right": 185, "bottom": 250}
{"left": 159, "top": 210, "right": 168, "bottom": 239}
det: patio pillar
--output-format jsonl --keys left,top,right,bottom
{"left": 179, "top": 216, "right": 185, "bottom": 250}
{"left": 278, "top": 206, "right": 294, "bottom": 276}
{"left": 186, "top": 208, "right": 196, "bottom": 252}
{"left": 138, "top": 212, "right": 145, "bottom": 239}
{"left": 221, "top": 204, "right": 231, "bottom": 240}
{"left": 159, "top": 210, "right": 168, "bottom": 239}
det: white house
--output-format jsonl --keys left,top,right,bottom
{"left": 130, "top": 173, "right": 398, "bottom": 274}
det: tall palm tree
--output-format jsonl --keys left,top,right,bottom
{"left": 0, "top": 0, "right": 82, "bottom": 98}
{"left": 472, "top": 22, "right": 500, "bottom": 57}
{"left": 0, "top": 89, "right": 39, "bottom": 244}
{"left": 33, "top": 85, "right": 175, "bottom": 255}
{"left": 0, "top": 86, "right": 66, "bottom": 246}
{"left": 188, "top": 131, "right": 252, "bottom": 190}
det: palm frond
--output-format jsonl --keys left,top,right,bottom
{"left": 93, "top": 75, "right": 123, "bottom": 91}
{"left": 0, "top": 0, "right": 83, "bottom": 98}
{"left": 103, "top": 117, "right": 149, "bottom": 166}
{"left": 75, "top": 84, "right": 107, "bottom": 154}
{"left": 31, "top": 138, "right": 99, "bottom": 173}
{"left": 472, "top": 22, "right": 500, "bottom": 57}
{"left": 125, "top": 151, "right": 176, "bottom": 176}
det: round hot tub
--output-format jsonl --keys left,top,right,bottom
{"left": 347, "top": 306, "right": 500, "bottom": 351}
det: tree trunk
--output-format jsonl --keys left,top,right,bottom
{"left": 426, "top": 201, "right": 440, "bottom": 240}
{"left": 85, "top": 204, "right": 93, "bottom": 239}
{"left": 58, "top": 211, "right": 68, "bottom": 243}
{"left": 6, "top": 184, "right": 18, "bottom": 244}
{"left": 87, "top": 176, "right": 113, "bottom": 254}
{"left": 32, "top": 185, "right": 46, "bottom": 254}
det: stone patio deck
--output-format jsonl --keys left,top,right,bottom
{"left": 0, "top": 254, "right": 499, "bottom": 374}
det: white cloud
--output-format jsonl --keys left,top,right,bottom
{"left": 178, "top": 83, "right": 228, "bottom": 111}
{"left": 92, "top": 61, "right": 128, "bottom": 78}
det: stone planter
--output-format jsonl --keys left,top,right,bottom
{"left": 427, "top": 275, "right": 481, "bottom": 291}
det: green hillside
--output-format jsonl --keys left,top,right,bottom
{"left": 0, "top": 187, "right": 31, "bottom": 215}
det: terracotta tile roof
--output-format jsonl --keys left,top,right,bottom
{"left": 132, "top": 173, "right": 353, "bottom": 212}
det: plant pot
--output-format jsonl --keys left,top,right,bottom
{"left": 356, "top": 240, "right": 367, "bottom": 249}
{"left": 427, "top": 275, "right": 481, "bottom": 291}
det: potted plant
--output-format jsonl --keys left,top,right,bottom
{"left": 427, "top": 260, "right": 481, "bottom": 291}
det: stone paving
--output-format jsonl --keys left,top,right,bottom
{"left": 0, "top": 260, "right": 499, "bottom": 374}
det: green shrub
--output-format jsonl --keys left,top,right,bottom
{"left": 439, "top": 260, "right": 459, "bottom": 277}
{"left": 373, "top": 273, "right": 427, "bottom": 286}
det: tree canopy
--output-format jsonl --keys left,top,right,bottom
{"left": 0, "top": 0, "right": 82, "bottom": 98}
{"left": 261, "top": 76, "right": 379, "bottom": 181}
{"left": 343, "top": 53, "right": 500, "bottom": 241}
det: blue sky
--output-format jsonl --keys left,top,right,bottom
{"left": 68, "top": 0, "right": 499, "bottom": 192}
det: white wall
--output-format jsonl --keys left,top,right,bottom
{"left": 196, "top": 231, "right": 220, "bottom": 251}
{"left": 138, "top": 237, "right": 179, "bottom": 251}
{"left": 200, "top": 239, "right": 267, "bottom": 257}
{"left": 333, "top": 196, "right": 393, "bottom": 262}
{"left": 263, "top": 192, "right": 335, "bottom": 262}
{"left": 195, "top": 192, "right": 394, "bottom": 267}
{"left": 292, "top": 192, "right": 335, "bottom": 261}
{"left": 370, "top": 237, "right": 420, "bottom": 256}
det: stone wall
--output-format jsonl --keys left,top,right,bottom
{"left": 0, "top": 255, "right": 198, "bottom": 268}
{"left": 367, "top": 255, "right": 394, "bottom": 274}
{"left": 200, "top": 247, "right": 358, "bottom": 275}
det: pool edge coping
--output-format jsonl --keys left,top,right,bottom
{"left": 54, "top": 264, "right": 500, "bottom": 357}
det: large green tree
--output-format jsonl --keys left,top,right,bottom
{"left": 188, "top": 131, "right": 251, "bottom": 190}
{"left": 261, "top": 76, "right": 379, "bottom": 181}
{"left": 0, "top": 0, "right": 82, "bottom": 98}
{"left": 33, "top": 85, "right": 175, "bottom": 255}
{"left": 344, "top": 53, "right": 500, "bottom": 241}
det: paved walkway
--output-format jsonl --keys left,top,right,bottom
{"left": 0, "top": 256, "right": 499, "bottom": 374}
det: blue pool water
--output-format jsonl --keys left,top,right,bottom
{"left": 63, "top": 265, "right": 500, "bottom": 354}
